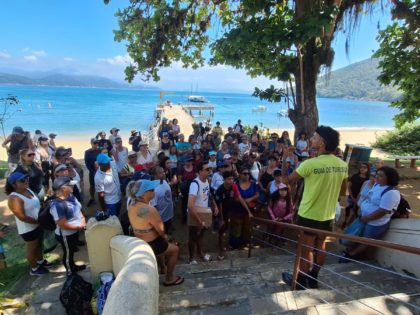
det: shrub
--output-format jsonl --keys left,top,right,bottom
{"left": 372, "top": 123, "right": 420, "bottom": 156}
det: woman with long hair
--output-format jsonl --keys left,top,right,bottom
{"left": 15, "top": 148, "right": 45, "bottom": 201}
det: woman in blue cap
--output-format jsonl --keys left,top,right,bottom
{"left": 5, "top": 172, "right": 51, "bottom": 276}
{"left": 128, "top": 180, "right": 183, "bottom": 286}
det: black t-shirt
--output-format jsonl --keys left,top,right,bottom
{"left": 129, "top": 136, "right": 142, "bottom": 152}
{"left": 98, "top": 139, "right": 112, "bottom": 152}
{"left": 215, "top": 184, "right": 240, "bottom": 218}
{"left": 350, "top": 174, "right": 368, "bottom": 198}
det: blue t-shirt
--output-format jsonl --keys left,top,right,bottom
{"left": 50, "top": 194, "right": 82, "bottom": 236}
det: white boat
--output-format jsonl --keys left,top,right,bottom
{"left": 252, "top": 105, "right": 267, "bottom": 112}
{"left": 187, "top": 95, "right": 206, "bottom": 103}
{"left": 277, "top": 109, "right": 288, "bottom": 117}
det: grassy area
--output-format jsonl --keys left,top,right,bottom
{"left": 0, "top": 161, "right": 7, "bottom": 179}
{"left": 0, "top": 230, "right": 60, "bottom": 298}
{"left": 0, "top": 229, "right": 28, "bottom": 297}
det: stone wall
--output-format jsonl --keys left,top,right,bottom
{"left": 375, "top": 219, "right": 420, "bottom": 278}
{"left": 103, "top": 235, "right": 159, "bottom": 315}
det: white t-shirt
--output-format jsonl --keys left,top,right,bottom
{"left": 94, "top": 167, "right": 122, "bottom": 204}
{"left": 189, "top": 177, "right": 210, "bottom": 208}
{"left": 360, "top": 184, "right": 400, "bottom": 226}
{"left": 10, "top": 189, "right": 40, "bottom": 234}
{"left": 137, "top": 151, "right": 153, "bottom": 165}
{"left": 114, "top": 147, "right": 128, "bottom": 172}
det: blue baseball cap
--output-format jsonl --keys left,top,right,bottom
{"left": 133, "top": 171, "right": 152, "bottom": 181}
{"left": 209, "top": 150, "right": 217, "bottom": 156}
{"left": 7, "top": 172, "right": 28, "bottom": 185}
{"left": 96, "top": 153, "right": 113, "bottom": 164}
{"left": 135, "top": 180, "right": 160, "bottom": 197}
{"left": 217, "top": 160, "right": 225, "bottom": 167}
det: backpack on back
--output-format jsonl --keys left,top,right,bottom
{"left": 38, "top": 196, "right": 59, "bottom": 230}
{"left": 381, "top": 187, "right": 411, "bottom": 219}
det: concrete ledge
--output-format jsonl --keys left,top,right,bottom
{"left": 375, "top": 219, "right": 420, "bottom": 278}
{"left": 103, "top": 235, "right": 158, "bottom": 315}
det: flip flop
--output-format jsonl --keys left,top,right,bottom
{"left": 163, "top": 276, "right": 184, "bottom": 287}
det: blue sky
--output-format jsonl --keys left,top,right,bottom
{"left": 0, "top": 0, "right": 392, "bottom": 92}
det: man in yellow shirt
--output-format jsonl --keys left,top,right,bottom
{"left": 282, "top": 126, "right": 348, "bottom": 290}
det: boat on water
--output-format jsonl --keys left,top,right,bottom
{"left": 252, "top": 105, "right": 267, "bottom": 112}
{"left": 187, "top": 95, "right": 207, "bottom": 103}
{"left": 277, "top": 109, "right": 288, "bottom": 117}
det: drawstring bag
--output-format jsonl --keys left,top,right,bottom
{"left": 339, "top": 218, "right": 366, "bottom": 247}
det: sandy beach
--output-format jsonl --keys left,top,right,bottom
{"left": 0, "top": 128, "right": 388, "bottom": 161}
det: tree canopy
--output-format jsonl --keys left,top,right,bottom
{"left": 374, "top": 0, "right": 420, "bottom": 128}
{"left": 107, "top": 0, "right": 379, "bottom": 137}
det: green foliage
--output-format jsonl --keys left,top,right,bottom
{"left": 372, "top": 123, "right": 420, "bottom": 156}
{"left": 317, "top": 58, "right": 401, "bottom": 102}
{"left": 373, "top": 0, "right": 420, "bottom": 128}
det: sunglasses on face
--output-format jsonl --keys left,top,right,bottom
{"left": 241, "top": 172, "right": 250, "bottom": 175}
{"left": 129, "top": 155, "right": 137, "bottom": 158}
{"left": 17, "top": 178, "right": 29, "bottom": 183}
{"left": 202, "top": 168, "right": 211, "bottom": 172}
{"left": 26, "top": 153, "right": 35, "bottom": 157}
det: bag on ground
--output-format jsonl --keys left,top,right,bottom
{"left": 60, "top": 274, "right": 93, "bottom": 315}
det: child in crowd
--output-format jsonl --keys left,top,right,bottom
{"left": 267, "top": 184, "right": 294, "bottom": 240}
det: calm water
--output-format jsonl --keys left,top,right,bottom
{"left": 0, "top": 85, "right": 397, "bottom": 137}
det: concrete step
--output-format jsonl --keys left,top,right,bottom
{"left": 159, "top": 281, "right": 287, "bottom": 311}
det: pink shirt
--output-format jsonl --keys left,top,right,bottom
{"left": 268, "top": 200, "right": 293, "bottom": 222}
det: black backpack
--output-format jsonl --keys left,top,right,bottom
{"left": 38, "top": 196, "right": 59, "bottom": 230}
{"left": 381, "top": 187, "right": 411, "bottom": 219}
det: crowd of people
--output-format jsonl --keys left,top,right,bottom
{"left": 2, "top": 121, "right": 403, "bottom": 290}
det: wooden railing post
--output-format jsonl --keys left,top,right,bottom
{"left": 291, "top": 231, "right": 303, "bottom": 291}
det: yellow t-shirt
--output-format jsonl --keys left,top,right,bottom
{"left": 296, "top": 154, "right": 348, "bottom": 221}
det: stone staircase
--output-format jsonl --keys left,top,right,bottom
{"left": 159, "top": 248, "right": 420, "bottom": 315}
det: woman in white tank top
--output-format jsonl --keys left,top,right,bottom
{"left": 5, "top": 172, "right": 51, "bottom": 275}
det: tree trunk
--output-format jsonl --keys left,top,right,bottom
{"left": 289, "top": 40, "right": 320, "bottom": 144}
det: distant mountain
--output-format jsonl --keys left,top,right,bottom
{"left": 0, "top": 72, "right": 157, "bottom": 90}
{"left": 317, "top": 58, "right": 401, "bottom": 102}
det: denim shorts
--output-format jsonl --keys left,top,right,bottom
{"left": 363, "top": 222, "right": 390, "bottom": 239}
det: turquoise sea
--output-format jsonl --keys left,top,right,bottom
{"left": 0, "top": 85, "right": 397, "bottom": 137}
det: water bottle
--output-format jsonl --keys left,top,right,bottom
{"left": 0, "top": 244, "right": 6, "bottom": 269}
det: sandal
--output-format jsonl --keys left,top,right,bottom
{"left": 163, "top": 276, "right": 185, "bottom": 287}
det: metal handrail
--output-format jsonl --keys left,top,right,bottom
{"left": 251, "top": 217, "right": 420, "bottom": 255}
{"left": 250, "top": 223, "right": 420, "bottom": 312}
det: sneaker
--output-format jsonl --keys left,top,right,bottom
{"left": 38, "top": 259, "right": 53, "bottom": 269}
{"left": 202, "top": 254, "right": 212, "bottom": 262}
{"left": 282, "top": 272, "right": 307, "bottom": 290}
{"left": 188, "top": 260, "right": 198, "bottom": 265}
{"left": 30, "top": 265, "right": 50, "bottom": 276}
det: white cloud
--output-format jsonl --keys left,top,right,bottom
{"left": 64, "top": 57, "right": 73, "bottom": 62}
{"left": 97, "top": 54, "right": 132, "bottom": 65}
{"left": 33, "top": 50, "right": 47, "bottom": 57}
{"left": 24, "top": 55, "right": 37, "bottom": 62}
{"left": 0, "top": 51, "right": 11, "bottom": 59}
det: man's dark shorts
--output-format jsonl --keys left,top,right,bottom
{"left": 296, "top": 215, "right": 334, "bottom": 233}
{"left": 89, "top": 171, "right": 95, "bottom": 186}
